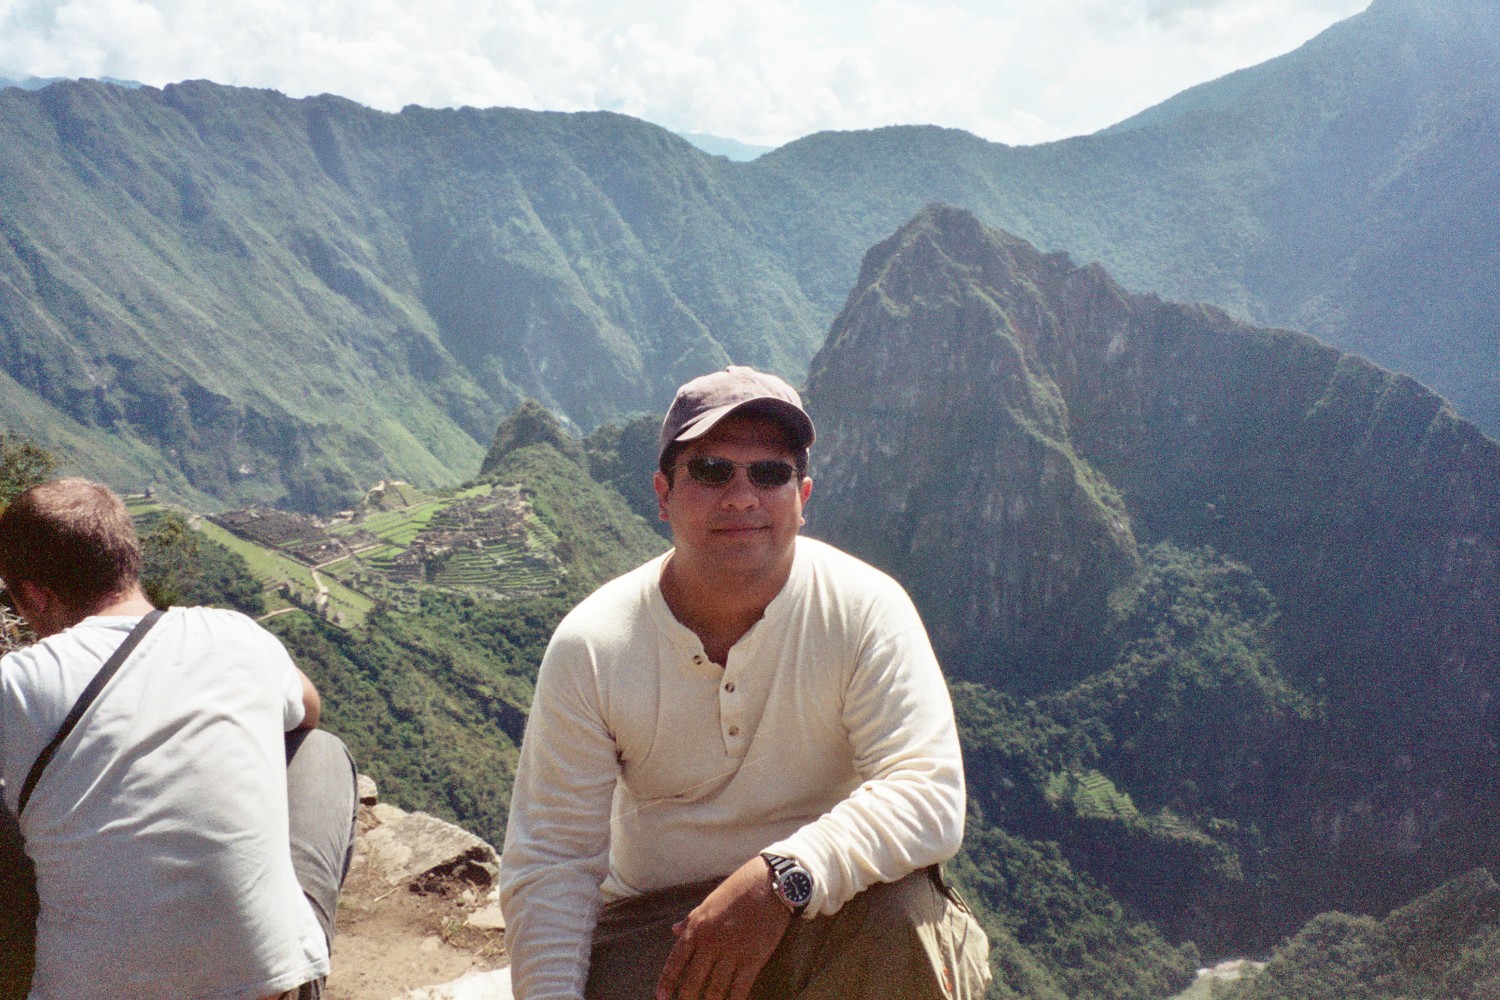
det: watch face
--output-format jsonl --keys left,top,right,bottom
{"left": 782, "top": 869, "right": 814, "bottom": 906}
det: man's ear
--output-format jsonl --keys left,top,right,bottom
{"left": 653, "top": 471, "right": 672, "bottom": 522}
{"left": 13, "top": 579, "right": 44, "bottom": 614}
{"left": 12, "top": 580, "right": 57, "bottom": 635}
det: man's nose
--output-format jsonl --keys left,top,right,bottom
{"left": 718, "top": 471, "right": 760, "bottom": 508}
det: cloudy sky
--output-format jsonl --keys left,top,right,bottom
{"left": 0, "top": 0, "right": 1370, "bottom": 148}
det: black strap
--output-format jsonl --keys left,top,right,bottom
{"left": 16, "top": 609, "right": 164, "bottom": 817}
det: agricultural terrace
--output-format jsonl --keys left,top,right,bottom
{"left": 206, "top": 481, "right": 561, "bottom": 623}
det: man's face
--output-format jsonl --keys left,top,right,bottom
{"left": 653, "top": 414, "right": 813, "bottom": 582}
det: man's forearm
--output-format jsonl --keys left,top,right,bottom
{"left": 295, "top": 668, "right": 321, "bottom": 730}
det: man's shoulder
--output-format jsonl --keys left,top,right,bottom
{"left": 552, "top": 556, "right": 666, "bottom": 640}
{"left": 790, "top": 537, "right": 929, "bottom": 640}
{"left": 132, "top": 605, "right": 263, "bottom": 641}
{"left": 115, "top": 607, "right": 292, "bottom": 676}
{"left": 796, "top": 537, "right": 912, "bottom": 600}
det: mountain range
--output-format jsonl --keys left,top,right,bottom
{"left": 0, "top": 0, "right": 1494, "bottom": 512}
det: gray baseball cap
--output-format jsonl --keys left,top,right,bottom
{"left": 658, "top": 366, "right": 816, "bottom": 461}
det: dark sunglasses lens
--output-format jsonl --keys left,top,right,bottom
{"left": 748, "top": 461, "right": 795, "bottom": 487}
{"left": 687, "top": 457, "right": 736, "bottom": 485}
{"left": 684, "top": 457, "right": 796, "bottom": 487}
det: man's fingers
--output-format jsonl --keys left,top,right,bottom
{"left": 655, "top": 937, "right": 691, "bottom": 1000}
{"left": 658, "top": 935, "right": 718, "bottom": 1000}
{"left": 704, "top": 956, "right": 738, "bottom": 1000}
{"left": 727, "top": 961, "right": 761, "bottom": 1000}
{"left": 670, "top": 950, "right": 715, "bottom": 1000}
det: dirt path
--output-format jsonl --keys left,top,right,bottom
{"left": 324, "top": 805, "right": 509, "bottom": 1000}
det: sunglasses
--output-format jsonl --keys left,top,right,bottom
{"left": 679, "top": 456, "right": 798, "bottom": 489}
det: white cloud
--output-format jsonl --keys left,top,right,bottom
{"left": 0, "top": 0, "right": 1371, "bottom": 146}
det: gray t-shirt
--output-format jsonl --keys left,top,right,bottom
{"left": 0, "top": 607, "right": 328, "bottom": 1000}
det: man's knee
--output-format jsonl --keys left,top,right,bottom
{"left": 284, "top": 729, "right": 359, "bottom": 944}
{"left": 760, "top": 868, "right": 991, "bottom": 999}
{"left": 285, "top": 727, "right": 355, "bottom": 776}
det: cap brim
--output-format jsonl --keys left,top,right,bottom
{"left": 671, "top": 398, "right": 814, "bottom": 451}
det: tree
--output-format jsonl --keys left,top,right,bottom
{"left": 140, "top": 511, "right": 201, "bottom": 609}
{"left": 0, "top": 431, "right": 56, "bottom": 506}
{"left": 0, "top": 431, "right": 55, "bottom": 651}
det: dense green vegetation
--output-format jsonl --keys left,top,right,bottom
{"left": 1216, "top": 870, "right": 1500, "bottom": 1000}
{"left": 950, "top": 825, "right": 1199, "bottom": 1000}
{"left": 0, "top": 432, "right": 55, "bottom": 506}
{"left": 268, "top": 596, "right": 558, "bottom": 842}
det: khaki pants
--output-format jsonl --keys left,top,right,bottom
{"left": 586, "top": 867, "right": 992, "bottom": 999}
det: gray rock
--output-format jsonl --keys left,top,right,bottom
{"left": 361, "top": 803, "right": 500, "bottom": 888}
{"left": 394, "top": 967, "right": 513, "bottom": 999}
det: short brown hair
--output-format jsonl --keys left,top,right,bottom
{"left": 0, "top": 479, "right": 142, "bottom": 608}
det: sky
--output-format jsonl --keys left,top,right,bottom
{"left": 0, "top": 0, "right": 1371, "bottom": 148}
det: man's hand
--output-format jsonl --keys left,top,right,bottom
{"left": 655, "top": 855, "right": 793, "bottom": 1000}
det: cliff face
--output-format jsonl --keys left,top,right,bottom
{"left": 803, "top": 209, "right": 1139, "bottom": 687}
{"left": 804, "top": 205, "right": 1500, "bottom": 922}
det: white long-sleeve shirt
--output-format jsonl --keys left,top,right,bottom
{"left": 499, "top": 537, "right": 966, "bottom": 1000}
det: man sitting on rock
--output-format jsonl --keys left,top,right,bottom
{"left": 500, "top": 366, "right": 992, "bottom": 999}
{"left": 0, "top": 478, "right": 357, "bottom": 1000}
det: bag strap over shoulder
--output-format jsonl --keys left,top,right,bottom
{"left": 16, "top": 609, "right": 165, "bottom": 817}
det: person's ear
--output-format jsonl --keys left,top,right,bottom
{"left": 654, "top": 471, "right": 672, "bottom": 522}
{"left": 12, "top": 580, "right": 58, "bottom": 635}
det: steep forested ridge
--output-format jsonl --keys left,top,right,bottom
{"left": 803, "top": 204, "right": 1499, "bottom": 954}
{"left": 0, "top": 0, "right": 1494, "bottom": 513}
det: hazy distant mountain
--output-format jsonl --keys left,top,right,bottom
{"left": 1097, "top": 0, "right": 1500, "bottom": 438}
{"left": 0, "top": 0, "right": 1492, "bottom": 511}
{"left": 675, "top": 131, "right": 775, "bottom": 161}
{"left": 0, "top": 76, "right": 63, "bottom": 91}
{"left": 805, "top": 204, "right": 1500, "bottom": 950}
{"left": 0, "top": 75, "right": 144, "bottom": 90}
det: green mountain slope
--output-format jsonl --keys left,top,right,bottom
{"left": 1218, "top": 869, "right": 1500, "bottom": 1000}
{"left": 121, "top": 404, "right": 666, "bottom": 843}
{"left": 803, "top": 205, "right": 1500, "bottom": 953}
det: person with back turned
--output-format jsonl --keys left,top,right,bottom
{"left": 0, "top": 478, "right": 357, "bottom": 999}
{"left": 500, "top": 366, "right": 992, "bottom": 999}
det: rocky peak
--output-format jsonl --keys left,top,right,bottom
{"left": 803, "top": 204, "right": 1500, "bottom": 915}
{"left": 805, "top": 204, "right": 1139, "bottom": 688}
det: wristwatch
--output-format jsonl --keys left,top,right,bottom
{"left": 761, "top": 852, "right": 814, "bottom": 914}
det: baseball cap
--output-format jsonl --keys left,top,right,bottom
{"left": 658, "top": 366, "right": 816, "bottom": 462}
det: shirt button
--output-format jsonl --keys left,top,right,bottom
{"left": 724, "top": 682, "right": 736, "bottom": 693}
{"left": 692, "top": 655, "right": 704, "bottom": 664}
{"left": 728, "top": 726, "right": 740, "bottom": 737}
